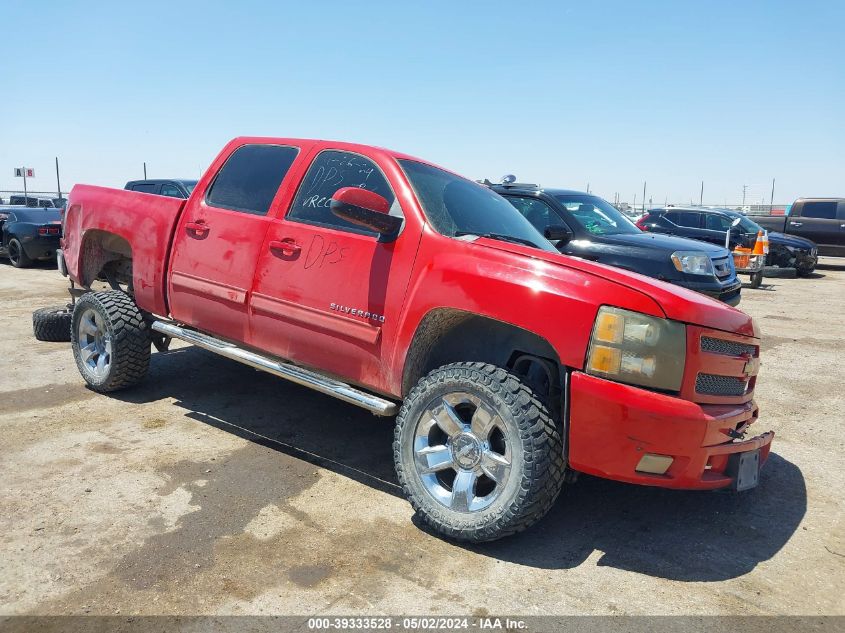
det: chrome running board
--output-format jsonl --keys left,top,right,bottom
{"left": 151, "top": 320, "right": 398, "bottom": 416}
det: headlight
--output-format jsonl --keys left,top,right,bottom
{"left": 586, "top": 306, "right": 686, "bottom": 391}
{"left": 670, "top": 251, "right": 714, "bottom": 275}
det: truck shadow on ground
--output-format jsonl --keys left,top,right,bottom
{"left": 115, "top": 345, "right": 806, "bottom": 583}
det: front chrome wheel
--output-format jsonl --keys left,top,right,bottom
{"left": 76, "top": 308, "right": 113, "bottom": 378}
{"left": 414, "top": 392, "right": 513, "bottom": 513}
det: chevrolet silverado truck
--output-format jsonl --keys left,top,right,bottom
{"left": 753, "top": 198, "right": 845, "bottom": 258}
{"left": 57, "top": 137, "right": 773, "bottom": 542}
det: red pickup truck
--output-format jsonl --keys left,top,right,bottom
{"left": 58, "top": 137, "right": 773, "bottom": 541}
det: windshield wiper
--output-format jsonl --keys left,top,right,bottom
{"left": 454, "top": 231, "right": 539, "bottom": 248}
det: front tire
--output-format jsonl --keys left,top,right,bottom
{"left": 394, "top": 362, "right": 565, "bottom": 542}
{"left": 8, "top": 238, "right": 32, "bottom": 268}
{"left": 71, "top": 291, "right": 151, "bottom": 392}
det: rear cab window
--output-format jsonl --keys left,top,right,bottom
{"left": 205, "top": 144, "right": 299, "bottom": 216}
{"left": 131, "top": 183, "right": 158, "bottom": 194}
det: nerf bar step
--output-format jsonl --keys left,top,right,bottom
{"left": 151, "top": 320, "right": 399, "bottom": 416}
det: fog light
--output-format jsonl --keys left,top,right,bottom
{"left": 635, "top": 453, "right": 674, "bottom": 475}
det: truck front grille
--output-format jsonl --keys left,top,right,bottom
{"left": 711, "top": 256, "right": 732, "bottom": 279}
{"left": 700, "top": 336, "right": 757, "bottom": 357}
{"left": 695, "top": 373, "right": 749, "bottom": 397}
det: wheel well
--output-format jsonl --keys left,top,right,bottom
{"left": 80, "top": 230, "right": 133, "bottom": 291}
{"left": 402, "top": 309, "right": 564, "bottom": 406}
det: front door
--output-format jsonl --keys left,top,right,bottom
{"left": 168, "top": 143, "right": 300, "bottom": 343}
{"left": 249, "top": 149, "right": 418, "bottom": 390}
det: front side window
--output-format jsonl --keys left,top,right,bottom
{"left": 801, "top": 201, "right": 837, "bottom": 219}
{"left": 554, "top": 194, "right": 640, "bottom": 236}
{"left": 206, "top": 144, "right": 299, "bottom": 216}
{"left": 705, "top": 214, "right": 733, "bottom": 231}
{"left": 398, "top": 160, "right": 555, "bottom": 251}
{"left": 288, "top": 150, "right": 398, "bottom": 235}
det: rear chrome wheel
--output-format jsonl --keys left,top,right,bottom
{"left": 395, "top": 362, "right": 565, "bottom": 542}
{"left": 71, "top": 291, "right": 150, "bottom": 392}
{"left": 76, "top": 308, "right": 113, "bottom": 379}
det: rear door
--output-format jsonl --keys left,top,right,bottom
{"left": 249, "top": 148, "right": 417, "bottom": 389}
{"left": 167, "top": 143, "right": 300, "bottom": 343}
{"left": 789, "top": 200, "right": 844, "bottom": 253}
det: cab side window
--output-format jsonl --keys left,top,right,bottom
{"left": 666, "top": 211, "right": 701, "bottom": 228}
{"left": 801, "top": 201, "right": 837, "bottom": 219}
{"left": 160, "top": 183, "right": 183, "bottom": 198}
{"left": 206, "top": 144, "right": 299, "bottom": 216}
{"left": 287, "top": 150, "right": 398, "bottom": 236}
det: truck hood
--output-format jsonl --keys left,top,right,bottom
{"left": 585, "top": 232, "right": 729, "bottom": 256}
{"left": 768, "top": 231, "right": 816, "bottom": 250}
{"left": 477, "top": 237, "right": 758, "bottom": 338}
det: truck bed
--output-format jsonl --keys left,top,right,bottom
{"left": 62, "top": 185, "right": 185, "bottom": 316}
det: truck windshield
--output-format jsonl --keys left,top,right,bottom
{"left": 554, "top": 194, "right": 641, "bottom": 236}
{"left": 398, "top": 159, "right": 556, "bottom": 252}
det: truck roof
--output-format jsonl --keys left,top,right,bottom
{"left": 224, "top": 136, "right": 434, "bottom": 166}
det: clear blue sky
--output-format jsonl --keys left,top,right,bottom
{"left": 1, "top": 0, "right": 842, "bottom": 205}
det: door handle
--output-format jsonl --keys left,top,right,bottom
{"left": 269, "top": 238, "right": 301, "bottom": 256}
{"left": 840, "top": 224, "right": 845, "bottom": 229}
{"left": 789, "top": 222, "right": 803, "bottom": 227}
{"left": 185, "top": 220, "right": 210, "bottom": 236}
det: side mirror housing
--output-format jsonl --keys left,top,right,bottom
{"left": 544, "top": 224, "right": 573, "bottom": 244}
{"left": 330, "top": 187, "right": 402, "bottom": 239}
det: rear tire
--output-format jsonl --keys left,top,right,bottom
{"left": 8, "top": 238, "right": 32, "bottom": 268}
{"left": 71, "top": 291, "right": 151, "bottom": 392}
{"left": 796, "top": 265, "right": 816, "bottom": 277}
{"left": 32, "top": 305, "right": 72, "bottom": 342}
{"left": 394, "top": 362, "right": 565, "bottom": 542}
{"left": 749, "top": 271, "right": 763, "bottom": 288}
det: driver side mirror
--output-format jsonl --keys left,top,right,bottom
{"left": 330, "top": 187, "right": 402, "bottom": 240}
{"left": 544, "top": 224, "right": 573, "bottom": 244}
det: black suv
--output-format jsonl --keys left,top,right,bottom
{"left": 490, "top": 183, "right": 742, "bottom": 306}
{"left": 639, "top": 207, "right": 818, "bottom": 276}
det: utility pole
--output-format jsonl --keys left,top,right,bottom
{"left": 55, "top": 157, "right": 62, "bottom": 199}
{"left": 770, "top": 178, "right": 776, "bottom": 208}
{"left": 586, "top": 182, "right": 590, "bottom": 194}
{"left": 143, "top": 162, "right": 147, "bottom": 179}
{"left": 23, "top": 168, "right": 28, "bottom": 203}
{"left": 642, "top": 181, "right": 647, "bottom": 213}
{"left": 700, "top": 181, "right": 704, "bottom": 206}
{"left": 742, "top": 184, "right": 748, "bottom": 208}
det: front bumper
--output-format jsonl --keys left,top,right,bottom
{"left": 567, "top": 372, "right": 773, "bottom": 490}
{"left": 682, "top": 277, "right": 742, "bottom": 306}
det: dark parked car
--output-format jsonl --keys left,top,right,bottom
{"left": 8, "top": 195, "right": 65, "bottom": 208}
{"left": 638, "top": 207, "right": 818, "bottom": 276}
{"left": 124, "top": 179, "right": 198, "bottom": 199}
{"left": 752, "top": 198, "right": 845, "bottom": 258}
{"left": 490, "top": 184, "right": 742, "bottom": 306}
{"left": 0, "top": 207, "right": 63, "bottom": 267}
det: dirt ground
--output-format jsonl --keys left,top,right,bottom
{"left": 0, "top": 258, "right": 843, "bottom": 617}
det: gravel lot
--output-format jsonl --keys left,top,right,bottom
{"left": 1, "top": 259, "right": 843, "bottom": 616}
